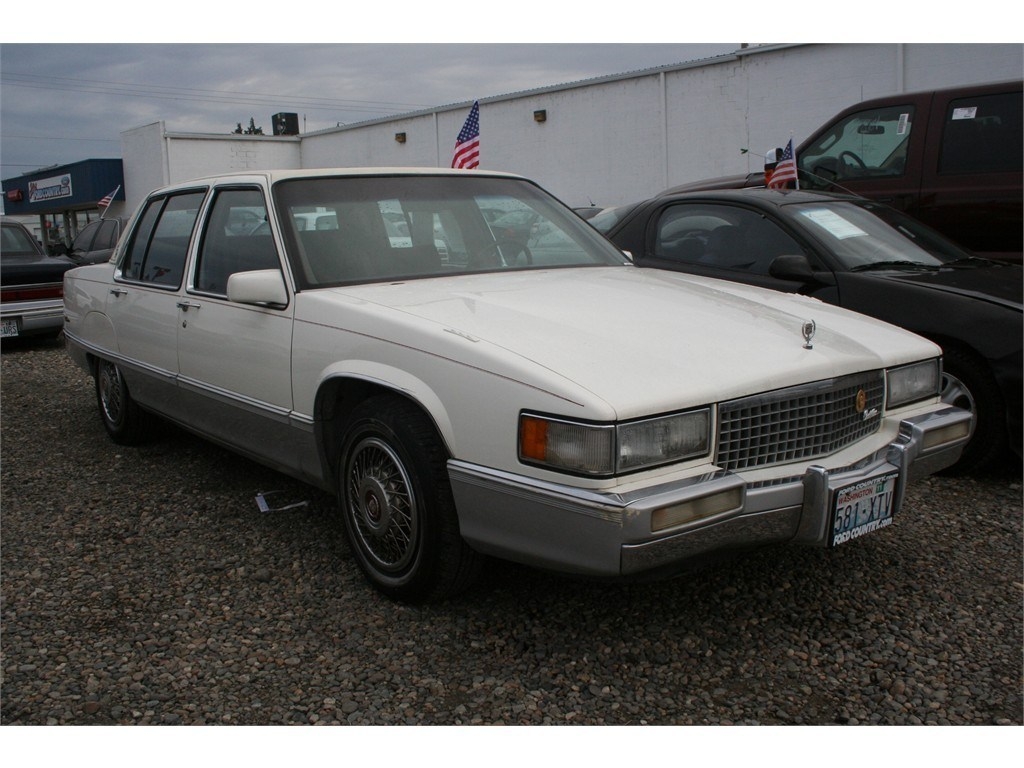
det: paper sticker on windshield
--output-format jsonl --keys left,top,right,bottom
{"left": 897, "top": 113, "right": 910, "bottom": 134}
{"left": 952, "top": 106, "right": 978, "bottom": 120}
{"left": 798, "top": 209, "right": 868, "bottom": 240}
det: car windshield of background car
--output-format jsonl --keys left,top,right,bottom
{"left": 588, "top": 203, "right": 640, "bottom": 235}
{"left": 274, "top": 175, "right": 629, "bottom": 288}
{"left": 1, "top": 223, "right": 42, "bottom": 257}
{"left": 798, "top": 105, "right": 914, "bottom": 188}
{"left": 794, "top": 202, "right": 947, "bottom": 270}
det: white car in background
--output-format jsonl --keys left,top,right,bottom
{"left": 62, "top": 168, "right": 972, "bottom": 602}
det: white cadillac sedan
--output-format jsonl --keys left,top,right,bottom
{"left": 63, "top": 168, "right": 972, "bottom": 602}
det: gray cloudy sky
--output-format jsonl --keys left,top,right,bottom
{"left": 0, "top": 2, "right": 999, "bottom": 183}
{"left": 0, "top": 42, "right": 738, "bottom": 180}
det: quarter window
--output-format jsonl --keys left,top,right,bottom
{"left": 120, "top": 191, "right": 205, "bottom": 287}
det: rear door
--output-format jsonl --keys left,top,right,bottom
{"left": 106, "top": 188, "right": 207, "bottom": 419}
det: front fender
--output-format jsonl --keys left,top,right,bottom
{"left": 315, "top": 360, "right": 456, "bottom": 450}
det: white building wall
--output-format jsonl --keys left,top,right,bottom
{"left": 301, "top": 112, "right": 442, "bottom": 168}
{"left": 120, "top": 124, "right": 301, "bottom": 210}
{"left": 668, "top": 44, "right": 910, "bottom": 188}
{"left": 484, "top": 76, "right": 668, "bottom": 205}
{"left": 164, "top": 135, "right": 300, "bottom": 186}
{"left": 120, "top": 122, "right": 167, "bottom": 217}
{"left": 122, "top": 43, "right": 1023, "bottom": 211}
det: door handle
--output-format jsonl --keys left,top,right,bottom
{"left": 110, "top": 287, "right": 128, "bottom": 296}
{"left": 176, "top": 301, "right": 201, "bottom": 311}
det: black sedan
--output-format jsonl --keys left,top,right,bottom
{"left": 593, "top": 188, "right": 1022, "bottom": 473}
{"left": 1, "top": 219, "right": 77, "bottom": 341}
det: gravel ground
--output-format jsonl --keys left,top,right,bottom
{"left": 1, "top": 338, "right": 1021, "bottom": 727}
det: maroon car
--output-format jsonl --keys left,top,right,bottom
{"left": 668, "top": 80, "right": 1023, "bottom": 262}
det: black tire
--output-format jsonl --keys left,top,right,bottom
{"left": 940, "top": 346, "right": 1006, "bottom": 475}
{"left": 94, "top": 359, "right": 149, "bottom": 445}
{"left": 338, "top": 395, "right": 481, "bottom": 603}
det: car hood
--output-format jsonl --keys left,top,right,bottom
{"left": 315, "top": 266, "right": 937, "bottom": 419}
{"left": 881, "top": 262, "right": 1023, "bottom": 311}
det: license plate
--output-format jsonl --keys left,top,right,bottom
{"left": 830, "top": 471, "right": 899, "bottom": 547}
{"left": 1, "top": 318, "right": 19, "bottom": 338}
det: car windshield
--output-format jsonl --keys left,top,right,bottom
{"left": 1, "top": 224, "right": 42, "bottom": 258}
{"left": 789, "top": 200, "right": 972, "bottom": 270}
{"left": 588, "top": 203, "right": 640, "bottom": 235}
{"left": 273, "top": 175, "right": 629, "bottom": 288}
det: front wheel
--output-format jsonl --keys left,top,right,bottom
{"left": 940, "top": 347, "right": 1005, "bottom": 474}
{"left": 94, "top": 359, "right": 150, "bottom": 445}
{"left": 338, "top": 396, "right": 481, "bottom": 602}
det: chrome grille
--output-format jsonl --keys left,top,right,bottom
{"left": 716, "top": 371, "right": 885, "bottom": 471}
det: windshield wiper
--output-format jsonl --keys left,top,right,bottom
{"left": 850, "top": 260, "right": 939, "bottom": 272}
{"left": 943, "top": 256, "right": 999, "bottom": 268}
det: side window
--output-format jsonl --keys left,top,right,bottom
{"left": 940, "top": 91, "right": 1023, "bottom": 174}
{"left": 195, "top": 188, "right": 280, "bottom": 295}
{"left": 654, "top": 204, "right": 809, "bottom": 275}
{"left": 95, "top": 219, "right": 119, "bottom": 250}
{"left": 71, "top": 220, "right": 101, "bottom": 252}
{"left": 120, "top": 191, "right": 205, "bottom": 287}
{"left": 799, "top": 104, "right": 915, "bottom": 187}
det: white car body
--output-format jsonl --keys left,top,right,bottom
{"left": 63, "top": 168, "right": 972, "bottom": 602}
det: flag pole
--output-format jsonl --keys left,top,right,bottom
{"left": 98, "top": 185, "right": 121, "bottom": 219}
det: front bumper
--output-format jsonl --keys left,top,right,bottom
{"left": 449, "top": 407, "right": 971, "bottom": 578}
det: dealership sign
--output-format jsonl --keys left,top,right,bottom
{"left": 29, "top": 174, "right": 73, "bottom": 203}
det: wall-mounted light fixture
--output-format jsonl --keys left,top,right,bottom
{"left": 533, "top": 110, "right": 547, "bottom": 123}
{"left": 395, "top": 132, "right": 407, "bottom": 143}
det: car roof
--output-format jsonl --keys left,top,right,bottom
{"left": 650, "top": 187, "right": 865, "bottom": 209}
{"left": 150, "top": 167, "right": 527, "bottom": 194}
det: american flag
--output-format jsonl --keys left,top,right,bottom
{"left": 767, "top": 139, "right": 798, "bottom": 189}
{"left": 451, "top": 101, "right": 480, "bottom": 169}
{"left": 97, "top": 185, "right": 121, "bottom": 208}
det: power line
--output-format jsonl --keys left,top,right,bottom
{"left": 1, "top": 72, "right": 433, "bottom": 115}
{"left": 3, "top": 134, "right": 120, "bottom": 142}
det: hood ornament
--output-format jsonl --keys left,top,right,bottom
{"left": 802, "top": 319, "right": 816, "bottom": 350}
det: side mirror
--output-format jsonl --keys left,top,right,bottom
{"left": 227, "top": 269, "right": 288, "bottom": 307}
{"left": 769, "top": 254, "right": 816, "bottom": 282}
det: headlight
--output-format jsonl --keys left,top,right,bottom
{"left": 886, "top": 359, "right": 940, "bottom": 409}
{"left": 617, "top": 410, "right": 711, "bottom": 471}
{"left": 519, "top": 409, "right": 711, "bottom": 476}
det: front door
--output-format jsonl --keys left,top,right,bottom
{"left": 174, "top": 186, "right": 297, "bottom": 467}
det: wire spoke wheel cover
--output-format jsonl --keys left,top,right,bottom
{"left": 98, "top": 361, "right": 125, "bottom": 426}
{"left": 346, "top": 437, "right": 418, "bottom": 573}
{"left": 337, "top": 396, "right": 482, "bottom": 602}
{"left": 94, "top": 359, "right": 148, "bottom": 445}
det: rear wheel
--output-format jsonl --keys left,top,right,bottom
{"left": 338, "top": 395, "right": 481, "bottom": 602}
{"left": 94, "top": 359, "right": 149, "bottom": 445}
